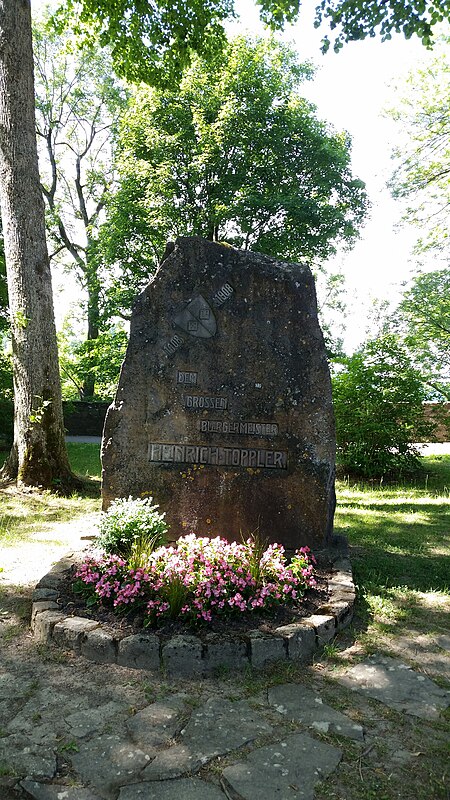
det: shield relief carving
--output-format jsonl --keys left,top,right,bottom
{"left": 174, "top": 294, "right": 217, "bottom": 339}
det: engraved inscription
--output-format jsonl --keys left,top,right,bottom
{"left": 177, "top": 370, "right": 198, "bottom": 385}
{"left": 212, "top": 283, "right": 234, "bottom": 307}
{"left": 200, "top": 420, "right": 278, "bottom": 436}
{"left": 148, "top": 442, "right": 287, "bottom": 469}
{"left": 184, "top": 394, "right": 228, "bottom": 410}
{"left": 163, "top": 334, "right": 184, "bottom": 356}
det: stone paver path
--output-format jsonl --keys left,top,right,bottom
{"left": 338, "top": 655, "right": 450, "bottom": 720}
{"left": 0, "top": 649, "right": 448, "bottom": 800}
{"left": 0, "top": 516, "right": 449, "bottom": 800}
{"left": 221, "top": 733, "right": 342, "bottom": 800}
{"left": 268, "top": 683, "right": 364, "bottom": 740}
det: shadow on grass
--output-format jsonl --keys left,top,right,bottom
{"left": 337, "top": 455, "right": 450, "bottom": 497}
{"left": 335, "top": 463, "right": 449, "bottom": 641}
{"left": 339, "top": 498, "right": 449, "bottom": 512}
{"left": 339, "top": 515, "right": 448, "bottom": 553}
{"left": 343, "top": 553, "right": 450, "bottom": 648}
{"left": 350, "top": 545, "right": 449, "bottom": 593}
{"left": 336, "top": 508, "right": 449, "bottom": 593}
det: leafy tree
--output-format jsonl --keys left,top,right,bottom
{"left": 0, "top": 0, "right": 76, "bottom": 489}
{"left": 333, "top": 334, "right": 434, "bottom": 478}
{"left": 315, "top": 1, "right": 450, "bottom": 53}
{"left": 57, "top": 0, "right": 299, "bottom": 85}
{"left": 394, "top": 268, "right": 450, "bottom": 400}
{"left": 58, "top": 323, "right": 128, "bottom": 401}
{"left": 100, "top": 36, "right": 368, "bottom": 320}
{"left": 0, "top": 231, "right": 13, "bottom": 447}
{"left": 0, "top": 0, "right": 272, "bottom": 489}
{"left": 1, "top": 0, "right": 443, "bottom": 488}
{"left": 387, "top": 35, "right": 450, "bottom": 260}
{"left": 315, "top": 270, "right": 348, "bottom": 361}
{"left": 61, "top": 0, "right": 450, "bottom": 65}
{"left": 33, "top": 13, "right": 128, "bottom": 398}
{"left": 386, "top": 40, "right": 449, "bottom": 402}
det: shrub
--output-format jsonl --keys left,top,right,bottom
{"left": 333, "top": 334, "right": 434, "bottom": 479}
{"left": 97, "top": 496, "right": 168, "bottom": 558}
{"left": 75, "top": 534, "right": 317, "bottom": 626}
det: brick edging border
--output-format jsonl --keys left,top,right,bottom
{"left": 31, "top": 542, "right": 355, "bottom": 676}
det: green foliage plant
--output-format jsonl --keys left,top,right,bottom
{"left": 394, "top": 268, "right": 450, "bottom": 401}
{"left": 97, "top": 496, "right": 168, "bottom": 558}
{"left": 316, "top": 0, "right": 449, "bottom": 53}
{"left": 387, "top": 36, "right": 450, "bottom": 261}
{"left": 159, "top": 572, "right": 188, "bottom": 620}
{"left": 127, "top": 529, "right": 168, "bottom": 572}
{"left": 333, "top": 333, "right": 435, "bottom": 478}
{"left": 243, "top": 528, "right": 269, "bottom": 587}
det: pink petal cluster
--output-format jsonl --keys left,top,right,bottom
{"left": 75, "top": 535, "right": 317, "bottom": 626}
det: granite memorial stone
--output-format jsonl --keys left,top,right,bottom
{"left": 102, "top": 237, "right": 335, "bottom": 551}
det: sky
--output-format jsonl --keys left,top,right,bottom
{"left": 229, "top": 0, "right": 437, "bottom": 350}
{"left": 36, "top": 0, "right": 441, "bottom": 353}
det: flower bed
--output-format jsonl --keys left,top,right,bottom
{"left": 74, "top": 534, "right": 317, "bottom": 629}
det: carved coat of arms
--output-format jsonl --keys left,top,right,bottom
{"left": 174, "top": 295, "right": 217, "bottom": 339}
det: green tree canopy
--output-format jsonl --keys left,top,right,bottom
{"left": 394, "top": 268, "right": 450, "bottom": 400}
{"left": 333, "top": 333, "right": 434, "bottom": 478}
{"left": 57, "top": 0, "right": 237, "bottom": 85}
{"left": 58, "top": 0, "right": 450, "bottom": 78}
{"left": 33, "top": 12, "right": 129, "bottom": 398}
{"left": 99, "top": 36, "right": 368, "bottom": 319}
{"left": 387, "top": 35, "right": 450, "bottom": 259}
{"left": 316, "top": 0, "right": 450, "bottom": 53}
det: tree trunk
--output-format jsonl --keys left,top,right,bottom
{"left": 82, "top": 248, "right": 100, "bottom": 399}
{"left": 0, "top": 0, "right": 78, "bottom": 491}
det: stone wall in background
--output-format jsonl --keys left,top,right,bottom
{"left": 420, "top": 403, "right": 450, "bottom": 442}
{"left": 63, "top": 402, "right": 109, "bottom": 437}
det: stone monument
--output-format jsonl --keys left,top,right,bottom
{"left": 102, "top": 237, "right": 336, "bottom": 551}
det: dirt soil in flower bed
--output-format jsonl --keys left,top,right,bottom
{"left": 56, "top": 556, "right": 332, "bottom": 644}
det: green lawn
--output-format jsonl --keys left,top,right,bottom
{"left": 66, "top": 441, "right": 102, "bottom": 479}
{"left": 335, "top": 455, "right": 450, "bottom": 645}
{"left": 0, "top": 441, "right": 101, "bottom": 478}
{"left": 0, "top": 443, "right": 101, "bottom": 545}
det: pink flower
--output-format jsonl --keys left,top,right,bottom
{"left": 76, "top": 532, "right": 316, "bottom": 626}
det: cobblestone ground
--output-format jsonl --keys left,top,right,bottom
{"left": 0, "top": 516, "right": 449, "bottom": 800}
